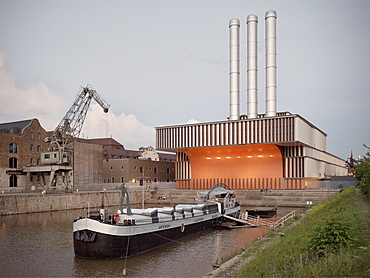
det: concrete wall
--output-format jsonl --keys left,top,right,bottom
{"left": 0, "top": 188, "right": 340, "bottom": 216}
{"left": 0, "top": 189, "right": 154, "bottom": 216}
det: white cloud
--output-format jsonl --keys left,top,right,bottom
{"left": 81, "top": 104, "right": 155, "bottom": 150}
{"left": 0, "top": 53, "right": 64, "bottom": 130}
{"left": 0, "top": 53, "right": 155, "bottom": 150}
{"left": 186, "top": 119, "right": 201, "bottom": 124}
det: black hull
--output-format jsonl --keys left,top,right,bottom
{"left": 74, "top": 217, "right": 221, "bottom": 259}
{"left": 246, "top": 207, "right": 277, "bottom": 218}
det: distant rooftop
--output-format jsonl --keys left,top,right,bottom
{"left": 0, "top": 119, "right": 34, "bottom": 135}
{"left": 77, "top": 137, "right": 175, "bottom": 161}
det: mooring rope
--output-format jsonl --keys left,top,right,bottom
{"left": 123, "top": 234, "right": 131, "bottom": 275}
{"left": 139, "top": 225, "right": 184, "bottom": 245}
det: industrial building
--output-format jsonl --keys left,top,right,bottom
{"left": 0, "top": 119, "right": 175, "bottom": 192}
{"left": 156, "top": 11, "right": 347, "bottom": 190}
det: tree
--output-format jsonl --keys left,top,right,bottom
{"left": 354, "top": 145, "right": 370, "bottom": 197}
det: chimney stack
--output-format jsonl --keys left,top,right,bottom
{"left": 229, "top": 18, "right": 240, "bottom": 121}
{"left": 265, "top": 10, "right": 277, "bottom": 117}
{"left": 246, "top": 14, "right": 258, "bottom": 119}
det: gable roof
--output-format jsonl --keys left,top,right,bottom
{"left": 0, "top": 119, "right": 34, "bottom": 135}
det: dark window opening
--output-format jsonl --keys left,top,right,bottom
{"left": 10, "top": 175, "right": 17, "bottom": 187}
{"left": 9, "top": 143, "right": 18, "bottom": 153}
{"left": 9, "top": 157, "right": 18, "bottom": 168}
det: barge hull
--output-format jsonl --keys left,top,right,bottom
{"left": 74, "top": 217, "right": 220, "bottom": 259}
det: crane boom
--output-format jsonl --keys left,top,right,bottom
{"left": 43, "top": 85, "right": 110, "bottom": 165}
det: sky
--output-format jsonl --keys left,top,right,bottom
{"left": 1, "top": 0, "right": 369, "bottom": 161}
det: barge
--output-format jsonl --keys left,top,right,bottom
{"left": 73, "top": 183, "right": 240, "bottom": 259}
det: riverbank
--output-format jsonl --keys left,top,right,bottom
{"left": 205, "top": 187, "right": 370, "bottom": 277}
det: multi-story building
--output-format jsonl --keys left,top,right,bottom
{"left": 0, "top": 119, "right": 175, "bottom": 192}
{"left": 79, "top": 138, "right": 175, "bottom": 189}
{"left": 156, "top": 12, "right": 347, "bottom": 190}
{"left": 0, "top": 119, "right": 49, "bottom": 190}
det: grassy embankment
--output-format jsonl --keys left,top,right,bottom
{"left": 229, "top": 187, "right": 370, "bottom": 277}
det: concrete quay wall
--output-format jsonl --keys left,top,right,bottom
{"left": 0, "top": 189, "right": 339, "bottom": 216}
{"left": 0, "top": 189, "right": 153, "bottom": 216}
{"left": 149, "top": 189, "right": 340, "bottom": 208}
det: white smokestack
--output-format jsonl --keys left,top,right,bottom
{"left": 265, "top": 10, "right": 277, "bottom": 117}
{"left": 229, "top": 18, "right": 240, "bottom": 120}
{"left": 247, "top": 14, "right": 258, "bottom": 119}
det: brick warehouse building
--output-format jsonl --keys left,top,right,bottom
{"left": 0, "top": 119, "right": 49, "bottom": 189}
{"left": 0, "top": 119, "right": 175, "bottom": 192}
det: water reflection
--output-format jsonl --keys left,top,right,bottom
{"left": 0, "top": 207, "right": 299, "bottom": 277}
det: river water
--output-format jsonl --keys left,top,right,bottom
{"left": 0, "top": 207, "right": 297, "bottom": 277}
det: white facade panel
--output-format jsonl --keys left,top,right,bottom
{"left": 295, "top": 117, "right": 326, "bottom": 150}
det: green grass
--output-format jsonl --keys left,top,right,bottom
{"left": 235, "top": 187, "right": 370, "bottom": 277}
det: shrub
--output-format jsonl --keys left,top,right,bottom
{"left": 308, "top": 218, "right": 353, "bottom": 257}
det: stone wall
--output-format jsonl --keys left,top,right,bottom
{"left": 0, "top": 189, "right": 154, "bottom": 216}
{"left": 0, "top": 188, "right": 340, "bottom": 216}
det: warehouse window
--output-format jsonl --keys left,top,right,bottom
{"left": 9, "top": 143, "right": 18, "bottom": 153}
{"left": 9, "top": 175, "right": 17, "bottom": 187}
{"left": 9, "top": 157, "right": 18, "bottom": 168}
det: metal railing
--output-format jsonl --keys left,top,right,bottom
{"left": 240, "top": 211, "right": 296, "bottom": 229}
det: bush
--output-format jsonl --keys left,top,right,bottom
{"left": 355, "top": 145, "right": 370, "bottom": 197}
{"left": 308, "top": 218, "right": 353, "bottom": 257}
